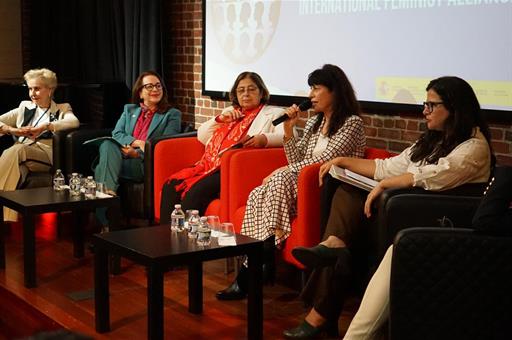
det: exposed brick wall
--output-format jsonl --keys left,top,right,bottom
{"left": 165, "top": 0, "right": 512, "bottom": 165}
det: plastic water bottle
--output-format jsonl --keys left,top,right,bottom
{"left": 53, "top": 169, "right": 65, "bottom": 191}
{"left": 170, "top": 204, "right": 185, "bottom": 232}
{"left": 187, "top": 210, "right": 200, "bottom": 238}
{"left": 84, "top": 176, "right": 97, "bottom": 199}
{"left": 197, "top": 216, "right": 211, "bottom": 245}
{"left": 69, "top": 173, "right": 81, "bottom": 196}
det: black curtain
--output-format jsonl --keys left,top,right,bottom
{"left": 27, "top": 0, "right": 163, "bottom": 88}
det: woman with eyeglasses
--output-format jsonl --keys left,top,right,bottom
{"left": 159, "top": 71, "right": 284, "bottom": 221}
{"left": 283, "top": 76, "right": 493, "bottom": 339}
{"left": 0, "top": 68, "right": 79, "bottom": 222}
{"left": 216, "top": 64, "right": 366, "bottom": 301}
{"left": 93, "top": 71, "right": 181, "bottom": 229}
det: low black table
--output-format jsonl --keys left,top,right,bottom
{"left": 0, "top": 186, "right": 120, "bottom": 288}
{"left": 93, "top": 226, "right": 264, "bottom": 340}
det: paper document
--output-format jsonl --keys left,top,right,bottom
{"left": 329, "top": 165, "right": 378, "bottom": 192}
{"left": 83, "top": 136, "right": 124, "bottom": 148}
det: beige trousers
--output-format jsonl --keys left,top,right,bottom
{"left": 343, "top": 246, "right": 393, "bottom": 340}
{"left": 0, "top": 142, "right": 51, "bottom": 221}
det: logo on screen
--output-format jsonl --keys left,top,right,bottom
{"left": 210, "top": 0, "right": 281, "bottom": 64}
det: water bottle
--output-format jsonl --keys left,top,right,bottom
{"left": 197, "top": 216, "right": 211, "bottom": 245}
{"left": 84, "top": 176, "right": 97, "bottom": 199}
{"left": 170, "top": 204, "right": 185, "bottom": 232}
{"left": 69, "top": 173, "right": 81, "bottom": 196}
{"left": 187, "top": 210, "right": 200, "bottom": 238}
{"left": 53, "top": 169, "right": 65, "bottom": 191}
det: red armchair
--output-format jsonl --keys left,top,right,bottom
{"left": 152, "top": 135, "right": 287, "bottom": 223}
{"left": 228, "top": 147, "right": 395, "bottom": 269}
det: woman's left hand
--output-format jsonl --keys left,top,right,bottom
{"left": 131, "top": 139, "right": 146, "bottom": 152}
{"left": 243, "top": 134, "right": 267, "bottom": 148}
{"left": 364, "top": 183, "right": 385, "bottom": 218}
{"left": 26, "top": 125, "right": 47, "bottom": 140}
{"left": 121, "top": 146, "right": 140, "bottom": 158}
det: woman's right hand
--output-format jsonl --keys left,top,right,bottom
{"left": 219, "top": 108, "right": 244, "bottom": 123}
{"left": 319, "top": 157, "right": 343, "bottom": 186}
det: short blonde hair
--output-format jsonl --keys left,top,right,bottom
{"left": 23, "top": 68, "right": 58, "bottom": 89}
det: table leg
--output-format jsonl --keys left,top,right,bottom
{"left": 188, "top": 262, "right": 203, "bottom": 314}
{"left": 94, "top": 245, "right": 110, "bottom": 333}
{"left": 147, "top": 265, "right": 164, "bottom": 340}
{"left": 247, "top": 244, "right": 264, "bottom": 340}
{"left": 23, "top": 213, "right": 36, "bottom": 288}
{"left": 72, "top": 211, "right": 85, "bottom": 258}
{"left": 0, "top": 208, "right": 4, "bottom": 269}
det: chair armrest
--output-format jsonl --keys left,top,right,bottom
{"left": 390, "top": 227, "right": 512, "bottom": 340}
{"left": 153, "top": 132, "right": 203, "bottom": 220}
{"left": 51, "top": 127, "right": 79, "bottom": 174}
{"left": 64, "top": 127, "right": 112, "bottom": 176}
{"left": 373, "top": 184, "right": 485, "bottom": 260}
{"left": 145, "top": 131, "right": 198, "bottom": 221}
{"left": 225, "top": 148, "right": 287, "bottom": 229}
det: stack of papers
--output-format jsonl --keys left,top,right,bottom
{"left": 329, "top": 165, "right": 379, "bottom": 192}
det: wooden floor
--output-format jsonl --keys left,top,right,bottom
{"left": 0, "top": 215, "right": 359, "bottom": 339}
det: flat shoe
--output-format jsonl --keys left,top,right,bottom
{"left": 215, "top": 280, "right": 247, "bottom": 300}
{"left": 283, "top": 320, "right": 322, "bottom": 339}
{"left": 292, "top": 245, "right": 347, "bottom": 269}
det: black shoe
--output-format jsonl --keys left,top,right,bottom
{"left": 215, "top": 279, "right": 247, "bottom": 300}
{"left": 283, "top": 320, "right": 323, "bottom": 339}
{"left": 216, "top": 265, "right": 248, "bottom": 300}
{"left": 292, "top": 245, "right": 348, "bottom": 269}
{"left": 283, "top": 320, "right": 339, "bottom": 339}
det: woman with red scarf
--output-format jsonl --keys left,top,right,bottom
{"left": 159, "top": 72, "right": 285, "bottom": 222}
{"left": 94, "top": 71, "right": 181, "bottom": 229}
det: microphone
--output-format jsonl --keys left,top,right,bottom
{"left": 272, "top": 99, "right": 312, "bottom": 126}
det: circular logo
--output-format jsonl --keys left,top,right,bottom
{"left": 210, "top": 0, "right": 281, "bottom": 64}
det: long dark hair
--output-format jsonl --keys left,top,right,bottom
{"left": 308, "top": 64, "right": 360, "bottom": 137}
{"left": 131, "top": 71, "right": 172, "bottom": 113}
{"left": 410, "top": 76, "right": 492, "bottom": 164}
{"left": 229, "top": 71, "right": 270, "bottom": 108}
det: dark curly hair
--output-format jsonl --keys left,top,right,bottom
{"left": 307, "top": 64, "right": 360, "bottom": 137}
{"left": 410, "top": 76, "right": 492, "bottom": 164}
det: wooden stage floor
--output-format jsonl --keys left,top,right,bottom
{"left": 0, "top": 216, "right": 358, "bottom": 339}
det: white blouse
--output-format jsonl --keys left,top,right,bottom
{"left": 374, "top": 127, "right": 491, "bottom": 191}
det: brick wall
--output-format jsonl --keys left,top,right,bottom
{"left": 164, "top": 0, "right": 512, "bottom": 166}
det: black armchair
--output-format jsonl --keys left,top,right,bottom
{"left": 0, "top": 128, "right": 78, "bottom": 189}
{"left": 389, "top": 227, "right": 512, "bottom": 340}
{"left": 371, "top": 183, "right": 486, "bottom": 262}
{"left": 65, "top": 123, "right": 194, "bottom": 225}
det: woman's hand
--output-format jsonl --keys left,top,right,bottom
{"left": 121, "top": 146, "right": 140, "bottom": 158}
{"left": 319, "top": 157, "right": 344, "bottom": 186}
{"left": 263, "top": 165, "right": 287, "bottom": 184}
{"left": 219, "top": 108, "right": 244, "bottom": 123}
{"left": 243, "top": 134, "right": 267, "bottom": 148}
{"left": 364, "top": 183, "right": 385, "bottom": 218}
{"left": 282, "top": 104, "right": 300, "bottom": 131}
{"left": 131, "top": 139, "right": 146, "bottom": 152}
{"left": 25, "top": 125, "right": 47, "bottom": 140}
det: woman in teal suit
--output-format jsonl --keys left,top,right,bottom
{"left": 94, "top": 71, "right": 181, "bottom": 227}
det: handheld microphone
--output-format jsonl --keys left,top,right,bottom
{"left": 272, "top": 99, "right": 312, "bottom": 126}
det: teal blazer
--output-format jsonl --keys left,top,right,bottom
{"left": 111, "top": 104, "right": 181, "bottom": 160}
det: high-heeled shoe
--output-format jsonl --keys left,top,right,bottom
{"left": 283, "top": 319, "right": 339, "bottom": 339}
{"left": 292, "top": 245, "right": 349, "bottom": 269}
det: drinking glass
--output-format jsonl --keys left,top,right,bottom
{"left": 207, "top": 215, "right": 221, "bottom": 236}
{"left": 218, "top": 222, "right": 236, "bottom": 245}
{"left": 96, "top": 182, "right": 106, "bottom": 194}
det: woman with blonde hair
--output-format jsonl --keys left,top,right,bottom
{"left": 0, "top": 68, "right": 79, "bottom": 221}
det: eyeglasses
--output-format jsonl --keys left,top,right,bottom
{"left": 423, "top": 101, "right": 444, "bottom": 113}
{"left": 142, "top": 83, "right": 162, "bottom": 91}
{"left": 236, "top": 86, "right": 258, "bottom": 95}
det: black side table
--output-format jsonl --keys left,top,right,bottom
{"left": 0, "top": 187, "right": 120, "bottom": 287}
{"left": 93, "top": 226, "right": 264, "bottom": 340}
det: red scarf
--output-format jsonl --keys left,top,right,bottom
{"left": 168, "top": 104, "right": 263, "bottom": 197}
